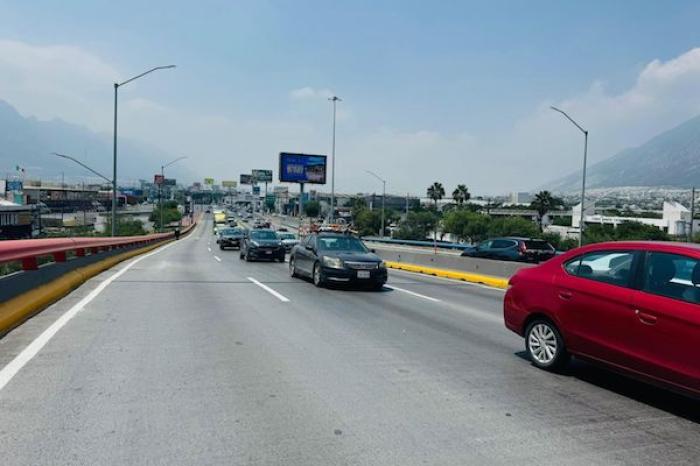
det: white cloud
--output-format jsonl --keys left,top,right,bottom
{"left": 289, "top": 86, "right": 334, "bottom": 100}
{"left": 3, "top": 38, "right": 700, "bottom": 194}
{"left": 0, "top": 39, "right": 118, "bottom": 131}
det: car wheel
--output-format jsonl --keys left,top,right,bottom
{"left": 313, "top": 262, "right": 324, "bottom": 288}
{"left": 289, "top": 257, "right": 298, "bottom": 277}
{"left": 372, "top": 282, "right": 385, "bottom": 291}
{"left": 245, "top": 252, "right": 252, "bottom": 262}
{"left": 525, "top": 319, "right": 569, "bottom": 371}
{"left": 219, "top": 244, "right": 224, "bottom": 250}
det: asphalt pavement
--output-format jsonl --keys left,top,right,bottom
{"left": 0, "top": 218, "right": 698, "bottom": 465}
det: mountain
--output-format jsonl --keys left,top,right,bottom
{"left": 0, "top": 99, "right": 175, "bottom": 184}
{"left": 547, "top": 114, "right": 700, "bottom": 192}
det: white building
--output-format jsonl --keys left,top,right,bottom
{"left": 508, "top": 192, "right": 533, "bottom": 205}
{"left": 571, "top": 201, "right": 698, "bottom": 236}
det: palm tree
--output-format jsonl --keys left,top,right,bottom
{"left": 531, "top": 190, "right": 555, "bottom": 231}
{"left": 427, "top": 182, "right": 445, "bottom": 209}
{"left": 452, "top": 184, "right": 470, "bottom": 206}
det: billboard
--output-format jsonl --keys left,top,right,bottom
{"left": 221, "top": 180, "right": 237, "bottom": 188}
{"left": 204, "top": 177, "right": 215, "bottom": 185}
{"left": 252, "top": 169, "right": 273, "bottom": 183}
{"left": 164, "top": 178, "right": 176, "bottom": 186}
{"left": 240, "top": 174, "right": 253, "bottom": 185}
{"left": 6, "top": 180, "right": 23, "bottom": 191}
{"left": 278, "top": 153, "right": 327, "bottom": 184}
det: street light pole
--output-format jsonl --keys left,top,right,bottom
{"left": 112, "top": 64, "right": 176, "bottom": 236}
{"left": 159, "top": 156, "right": 187, "bottom": 233}
{"left": 551, "top": 106, "right": 588, "bottom": 247}
{"left": 365, "top": 170, "right": 386, "bottom": 237}
{"left": 329, "top": 96, "right": 342, "bottom": 223}
{"left": 51, "top": 152, "right": 113, "bottom": 234}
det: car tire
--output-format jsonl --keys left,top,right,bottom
{"left": 525, "top": 319, "right": 569, "bottom": 371}
{"left": 289, "top": 257, "right": 298, "bottom": 277}
{"left": 245, "top": 252, "right": 252, "bottom": 262}
{"left": 372, "top": 282, "right": 385, "bottom": 291}
{"left": 313, "top": 262, "right": 325, "bottom": 288}
{"left": 219, "top": 244, "right": 224, "bottom": 250}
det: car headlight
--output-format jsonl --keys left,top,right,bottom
{"left": 250, "top": 241, "right": 259, "bottom": 248}
{"left": 322, "top": 256, "right": 344, "bottom": 269}
{"left": 378, "top": 261, "right": 386, "bottom": 269}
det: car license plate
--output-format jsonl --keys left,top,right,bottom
{"left": 265, "top": 250, "right": 272, "bottom": 254}
{"left": 357, "top": 270, "right": 370, "bottom": 279}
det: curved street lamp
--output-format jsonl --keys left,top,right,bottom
{"left": 551, "top": 106, "right": 588, "bottom": 247}
{"left": 112, "top": 65, "right": 176, "bottom": 236}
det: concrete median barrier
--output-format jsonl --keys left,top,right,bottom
{"left": 374, "top": 245, "right": 533, "bottom": 288}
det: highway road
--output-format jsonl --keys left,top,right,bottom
{"left": 0, "top": 219, "right": 698, "bottom": 465}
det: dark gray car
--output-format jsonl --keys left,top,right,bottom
{"left": 239, "top": 229, "right": 285, "bottom": 262}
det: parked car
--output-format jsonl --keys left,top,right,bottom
{"left": 277, "top": 232, "right": 299, "bottom": 252}
{"left": 218, "top": 227, "right": 245, "bottom": 250}
{"left": 289, "top": 232, "right": 387, "bottom": 289}
{"left": 461, "top": 237, "right": 555, "bottom": 262}
{"left": 504, "top": 241, "right": 700, "bottom": 398}
{"left": 239, "top": 228, "right": 285, "bottom": 262}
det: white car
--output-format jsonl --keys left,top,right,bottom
{"left": 277, "top": 232, "right": 299, "bottom": 252}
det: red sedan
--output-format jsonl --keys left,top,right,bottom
{"left": 504, "top": 241, "right": 700, "bottom": 397}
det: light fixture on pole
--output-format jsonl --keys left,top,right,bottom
{"left": 551, "top": 106, "right": 588, "bottom": 247}
{"left": 159, "top": 156, "right": 187, "bottom": 233}
{"left": 112, "top": 64, "right": 176, "bottom": 236}
{"left": 328, "top": 95, "right": 342, "bottom": 223}
{"left": 52, "top": 152, "right": 112, "bottom": 234}
{"left": 365, "top": 169, "right": 386, "bottom": 237}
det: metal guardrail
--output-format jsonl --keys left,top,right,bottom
{"left": 362, "top": 236, "right": 469, "bottom": 251}
{"left": 0, "top": 217, "right": 197, "bottom": 271}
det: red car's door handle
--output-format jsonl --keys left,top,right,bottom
{"left": 558, "top": 291, "right": 573, "bottom": 300}
{"left": 635, "top": 310, "right": 657, "bottom": 325}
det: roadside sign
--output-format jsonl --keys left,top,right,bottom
{"left": 252, "top": 169, "right": 273, "bottom": 183}
{"left": 253, "top": 186, "right": 261, "bottom": 195}
{"left": 222, "top": 180, "right": 237, "bottom": 188}
{"left": 240, "top": 174, "right": 253, "bottom": 185}
{"left": 154, "top": 174, "right": 164, "bottom": 185}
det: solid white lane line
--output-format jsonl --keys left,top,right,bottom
{"left": 247, "top": 277, "right": 290, "bottom": 302}
{"left": 214, "top": 255, "right": 222, "bottom": 262}
{"left": 384, "top": 285, "right": 441, "bottom": 302}
{"left": 0, "top": 238, "right": 182, "bottom": 393}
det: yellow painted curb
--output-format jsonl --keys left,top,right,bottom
{"left": 385, "top": 261, "right": 509, "bottom": 289}
{"left": 0, "top": 240, "right": 172, "bottom": 336}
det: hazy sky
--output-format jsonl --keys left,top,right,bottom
{"left": 1, "top": 0, "right": 700, "bottom": 195}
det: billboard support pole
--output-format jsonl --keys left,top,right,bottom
{"left": 299, "top": 183, "right": 305, "bottom": 218}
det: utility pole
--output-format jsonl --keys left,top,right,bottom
{"left": 405, "top": 193, "right": 409, "bottom": 218}
{"left": 551, "top": 106, "right": 588, "bottom": 247}
{"left": 328, "top": 96, "right": 342, "bottom": 223}
{"left": 112, "top": 64, "right": 176, "bottom": 236}
{"left": 690, "top": 186, "right": 696, "bottom": 242}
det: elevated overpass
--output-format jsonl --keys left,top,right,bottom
{"left": 0, "top": 217, "right": 697, "bottom": 464}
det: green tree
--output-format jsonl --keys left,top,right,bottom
{"left": 303, "top": 200, "right": 321, "bottom": 218}
{"left": 150, "top": 203, "right": 182, "bottom": 230}
{"left": 394, "top": 211, "right": 438, "bottom": 240}
{"left": 530, "top": 190, "right": 559, "bottom": 231}
{"left": 426, "top": 182, "right": 445, "bottom": 209}
{"left": 103, "top": 219, "right": 147, "bottom": 236}
{"left": 265, "top": 197, "right": 276, "bottom": 212}
{"left": 452, "top": 184, "right": 470, "bottom": 206}
{"left": 355, "top": 209, "right": 381, "bottom": 236}
{"left": 487, "top": 217, "right": 539, "bottom": 238}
